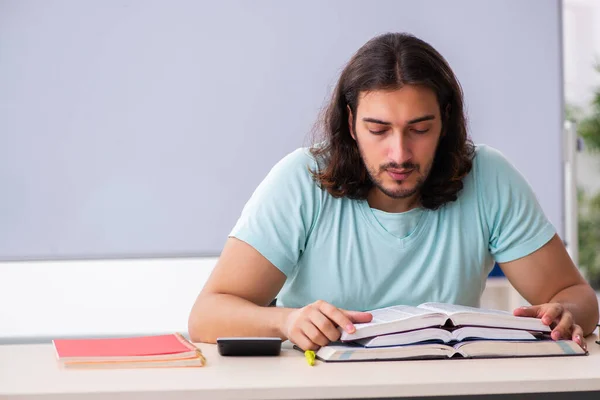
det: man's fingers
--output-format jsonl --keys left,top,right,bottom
{"left": 311, "top": 310, "right": 342, "bottom": 342}
{"left": 541, "top": 304, "right": 564, "bottom": 327}
{"left": 514, "top": 304, "right": 585, "bottom": 351}
{"left": 513, "top": 305, "right": 542, "bottom": 318}
{"left": 571, "top": 325, "right": 586, "bottom": 351}
{"left": 342, "top": 310, "right": 373, "bottom": 324}
{"left": 551, "top": 311, "right": 573, "bottom": 340}
{"left": 294, "top": 331, "right": 319, "bottom": 352}
{"left": 317, "top": 301, "right": 356, "bottom": 333}
{"left": 314, "top": 300, "right": 372, "bottom": 334}
{"left": 302, "top": 321, "right": 330, "bottom": 347}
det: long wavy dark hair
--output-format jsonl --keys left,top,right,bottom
{"left": 310, "top": 32, "right": 474, "bottom": 210}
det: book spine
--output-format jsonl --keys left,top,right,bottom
{"left": 175, "top": 332, "right": 206, "bottom": 366}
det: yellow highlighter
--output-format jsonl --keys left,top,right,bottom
{"left": 304, "top": 350, "right": 316, "bottom": 366}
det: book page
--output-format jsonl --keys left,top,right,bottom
{"left": 316, "top": 342, "right": 456, "bottom": 361}
{"left": 418, "top": 302, "right": 511, "bottom": 317}
{"left": 341, "top": 305, "right": 448, "bottom": 341}
{"left": 369, "top": 305, "right": 439, "bottom": 323}
{"left": 357, "top": 327, "right": 451, "bottom": 347}
{"left": 452, "top": 326, "right": 536, "bottom": 342}
{"left": 419, "top": 303, "right": 549, "bottom": 332}
{"left": 453, "top": 339, "right": 585, "bottom": 358}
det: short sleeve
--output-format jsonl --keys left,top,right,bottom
{"left": 475, "top": 145, "right": 556, "bottom": 263}
{"left": 228, "top": 148, "right": 321, "bottom": 276}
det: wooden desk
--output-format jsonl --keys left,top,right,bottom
{"left": 1, "top": 333, "right": 599, "bottom": 400}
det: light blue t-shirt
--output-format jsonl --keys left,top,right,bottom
{"left": 229, "top": 145, "right": 556, "bottom": 310}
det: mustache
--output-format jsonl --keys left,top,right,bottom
{"left": 380, "top": 162, "right": 419, "bottom": 172}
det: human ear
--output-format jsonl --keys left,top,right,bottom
{"left": 347, "top": 105, "right": 356, "bottom": 141}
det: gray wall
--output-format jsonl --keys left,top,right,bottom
{"left": 0, "top": 0, "right": 564, "bottom": 260}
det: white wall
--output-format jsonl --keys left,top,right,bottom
{"left": 563, "top": 0, "right": 600, "bottom": 110}
{"left": 0, "top": 258, "right": 216, "bottom": 343}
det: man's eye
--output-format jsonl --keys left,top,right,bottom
{"left": 369, "top": 130, "right": 387, "bottom": 135}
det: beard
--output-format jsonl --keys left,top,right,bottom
{"left": 357, "top": 142, "right": 430, "bottom": 200}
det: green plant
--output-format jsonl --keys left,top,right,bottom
{"left": 578, "top": 189, "right": 600, "bottom": 290}
{"left": 568, "top": 64, "right": 600, "bottom": 290}
{"left": 577, "top": 64, "right": 600, "bottom": 152}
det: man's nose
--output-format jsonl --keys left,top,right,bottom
{"left": 387, "top": 133, "right": 412, "bottom": 165}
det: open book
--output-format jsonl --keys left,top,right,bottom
{"left": 355, "top": 326, "right": 539, "bottom": 348}
{"left": 315, "top": 339, "right": 586, "bottom": 362}
{"left": 341, "top": 302, "right": 551, "bottom": 342}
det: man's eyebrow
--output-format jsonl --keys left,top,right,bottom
{"left": 362, "top": 118, "right": 392, "bottom": 125}
{"left": 407, "top": 115, "right": 435, "bottom": 124}
{"left": 362, "top": 115, "right": 436, "bottom": 125}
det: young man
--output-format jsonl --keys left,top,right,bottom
{"left": 188, "top": 33, "right": 598, "bottom": 351}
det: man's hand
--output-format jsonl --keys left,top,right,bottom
{"left": 513, "top": 303, "right": 587, "bottom": 350}
{"left": 282, "top": 300, "right": 372, "bottom": 351}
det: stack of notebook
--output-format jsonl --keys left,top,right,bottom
{"left": 52, "top": 333, "right": 206, "bottom": 369}
{"left": 314, "top": 303, "right": 587, "bottom": 362}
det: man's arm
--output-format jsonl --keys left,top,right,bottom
{"left": 188, "top": 237, "right": 371, "bottom": 350}
{"left": 188, "top": 237, "right": 289, "bottom": 342}
{"left": 499, "top": 234, "right": 599, "bottom": 343}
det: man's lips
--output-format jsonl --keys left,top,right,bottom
{"left": 386, "top": 168, "right": 414, "bottom": 180}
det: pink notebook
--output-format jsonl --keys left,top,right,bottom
{"left": 52, "top": 333, "right": 205, "bottom": 368}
